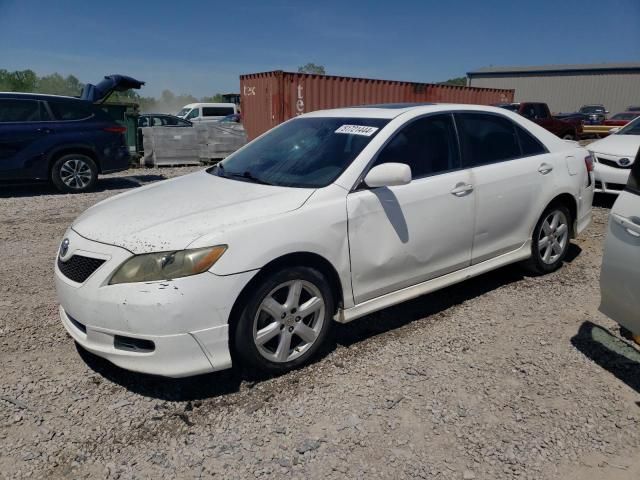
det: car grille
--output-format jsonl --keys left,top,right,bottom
{"left": 597, "top": 157, "right": 632, "bottom": 169}
{"left": 57, "top": 255, "right": 105, "bottom": 283}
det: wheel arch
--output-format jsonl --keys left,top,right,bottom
{"left": 544, "top": 192, "right": 578, "bottom": 237}
{"left": 48, "top": 145, "right": 100, "bottom": 176}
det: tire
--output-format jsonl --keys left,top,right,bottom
{"left": 51, "top": 154, "right": 98, "bottom": 193}
{"left": 233, "top": 266, "right": 334, "bottom": 374}
{"left": 524, "top": 204, "right": 572, "bottom": 274}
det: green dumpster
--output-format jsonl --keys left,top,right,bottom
{"left": 98, "top": 102, "right": 141, "bottom": 160}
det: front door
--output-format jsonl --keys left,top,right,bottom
{"left": 600, "top": 147, "right": 640, "bottom": 334}
{"left": 347, "top": 113, "right": 475, "bottom": 304}
{"left": 0, "top": 98, "right": 53, "bottom": 180}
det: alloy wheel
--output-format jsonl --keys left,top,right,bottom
{"left": 59, "top": 158, "right": 92, "bottom": 190}
{"left": 253, "top": 280, "right": 325, "bottom": 363}
{"left": 538, "top": 210, "right": 569, "bottom": 264}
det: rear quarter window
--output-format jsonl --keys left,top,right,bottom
{"left": 48, "top": 101, "right": 94, "bottom": 121}
{"left": 515, "top": 124, "right": 547, "bottom": 156}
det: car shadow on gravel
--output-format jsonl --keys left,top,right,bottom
{"left": 0, "top": 174, "right": 166, "bottom": 198}
{"left": 76, "top": 344, "right": 245, "bottom": 402}
{"left": 571, "top": 321, "right": 640, "bottom": 394}
{"left": 77, "top": 243, "right": 583, "bottom": 402}
{"left": 593, "top": 193, "right": 616, "bottom": 210}
{"left": 334, "top": 243, "right": 582, "bottom": 348}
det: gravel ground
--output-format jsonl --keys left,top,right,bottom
{"left": 1, "top": 168, "right": 640, "bottom": 479}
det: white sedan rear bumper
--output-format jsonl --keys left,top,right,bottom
{"left": 55, "top": 228, "right": 257, "bottom": 377}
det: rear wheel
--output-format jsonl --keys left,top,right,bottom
{"left": 51, "top": 154, "right": 98, "bottom": 193}
{"left": 525, "top": 204, "right": 572, "bottom": 274}
{"left": 233, "top": 266, "right": 334, "bottom": 374}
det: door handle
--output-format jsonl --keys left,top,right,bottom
{"left": 538, "top": 163, "right": 553, "bottom": 175}
{"left": 450, "top": 183, "right": 474, "bottom": 197}
{"left": 611, "top": 213, "right": 640, "bottom": 237}
{"left": 36, "top": 128, "right": 53, "bottom": 134}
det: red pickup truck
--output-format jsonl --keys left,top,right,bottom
{"left": 496, "top": 102, "right": 583, "bottom": 140}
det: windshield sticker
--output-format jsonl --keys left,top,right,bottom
{"left": 335, "top": 125, "right": 379, "bottom": 136}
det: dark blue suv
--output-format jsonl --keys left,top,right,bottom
{"left": 0, "top": 75, "right": 144, "bottom": 193}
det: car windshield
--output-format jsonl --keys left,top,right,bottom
{"left": 580, "top": 106, "right": 604, "bottom": 113}
{"left": 208, "top": 117, "right": 389, "bottom": 188}
{"left": 176, "top": 108, "right": 190, "bottom": 117}
{"left": 612, "top": 113, "right": 637, "bottom": 120}
{"left": 617, "top": 116, "right": 640, "bottom": 135}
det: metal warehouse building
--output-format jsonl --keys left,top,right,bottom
{"left": 467, "top": 63, "right": 640, "bottom": 114}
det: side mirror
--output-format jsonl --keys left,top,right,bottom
{"left": 364, "top": 163, "right": 412, "bottom": 188}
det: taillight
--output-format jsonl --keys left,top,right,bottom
{"left": 585, "top": 154, "right": 594, "bottom": 172}
{"left": 103, "top": 126, "right": 127, "bottom": 134}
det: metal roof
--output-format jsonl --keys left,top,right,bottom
{"left": 468, "top": 62, "right": 640, "bottom": 76}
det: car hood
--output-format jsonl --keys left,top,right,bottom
{"left": 72, "top": 171, "right": 315, "bottom": 254}
{"left": 589, "top": 134, "right": 640, "bottom": 158}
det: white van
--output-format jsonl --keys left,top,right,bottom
{"left": 176, "top": 103, "right": 238, "bottom": 122}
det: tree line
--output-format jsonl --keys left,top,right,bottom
{"left": 0, "top": 69, "right": 227, "bottom": 113}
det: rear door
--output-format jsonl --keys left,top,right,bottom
{"left": 0, "top": 98, "right": 55, "bottom": 180}
{"left": 455, "top": 112, "right": 554, "bottom": 263}
{"left": 600, "top": 147, "right": 640, "bottom": 333}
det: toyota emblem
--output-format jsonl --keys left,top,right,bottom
{"left": 59, "top": 238, "right": 70, "bottom": 258}
{"left": 619, "top": 158, "right": 631, "bottom": 167}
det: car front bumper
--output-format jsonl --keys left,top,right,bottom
{"left": 54, "top": 228, "right": 257, "bottom": 377}
{"left": 593, "top": 156, "right": 633, "bottom": 195}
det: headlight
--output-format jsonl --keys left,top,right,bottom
{"left": 109, "top": 245, "right": 227, "bottom": 285}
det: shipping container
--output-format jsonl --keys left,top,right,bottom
{"left": 240, "top": 70, "right": 515, "bottom": 140}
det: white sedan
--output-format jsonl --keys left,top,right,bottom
{"left": 600, "top": 145, "right": 640, "bottom": 342}
{"left": 589, "top": 117, "right": 640, "bottom": 194}
{"left": 55, "top": 104, "right": 594, "bottom": 377}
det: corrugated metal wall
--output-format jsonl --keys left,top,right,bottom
{"left": 240, "top": 71, "right": 514, "bottom": 140}
{"left": 469, "top": 71, "right": 640, "bottom": 114}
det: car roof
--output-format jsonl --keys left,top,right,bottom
{"left": 301, "top": 103, "right": 515, "bottom": 119}
{"left": 182, "top": 102, "right": 235, "bottom": 108}
{"left": 0, "top": 91, "right": 85, "bottom": 101}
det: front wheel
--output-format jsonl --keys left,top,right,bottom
{"left": 562, "top": 132, "right": 576, "bottom": 141}
{"left": 525, "top": 204, "right": 572, "bottom": 274}
{"left": 51, "top": 154, "right": 98, "bottom": 193}
{"left": 233, "top": 266, "right": 334, "bottom": 374}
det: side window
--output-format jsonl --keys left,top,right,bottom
{"left": 139, "top": 116, "right": 149, "bottom": 127}
{"left": 186, "top": 108, "right": 199, "bottom": 119}
{"left": 521, "top": 105, "right": 536, "bottom": 119}
{"left": 39, "top": 102, "right": 52, "bottom": 121}
{"left": 48, "top": 101, "right": 93, "bottom": 121}
{"left": 203, "top": 107, "right": 234, "bottom": 117}
{"left": 0, "top": 99, "right": 41, "bottom": 122}
{"left": 455, "top": 113, "right": 521, "bottom": 167}
{"left": 533, "top": 104, "right": 547, "bottom": 119}
{"left": 373, "top": 114, "right": 460, "bottom": 179}
{"left": 152, "top": 117, "right": 164, "bottom": 126}
{"left": 515, "top": 124, "right": 547, "bottom": 156}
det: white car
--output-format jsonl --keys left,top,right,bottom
{"left": 600, "top": 146, "right": 640, "bottom": 342}
{"left": 176, "top": 103, "right": 238, "bottom": 122}
{"left": 55, "top": 104, "right": 594, "bottom": 377}
{"left": 589, "top": 117, "right": 640, "bottom": 194}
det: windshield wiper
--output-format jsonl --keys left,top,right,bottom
{"left": 226, "top": 170, "right": 273, "bottom": 186}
